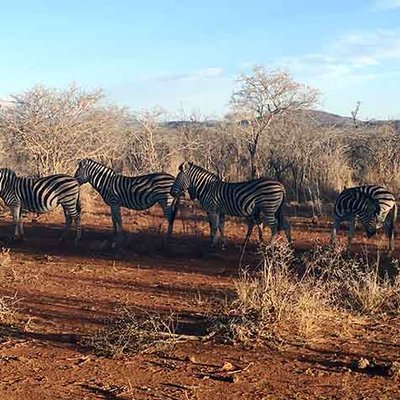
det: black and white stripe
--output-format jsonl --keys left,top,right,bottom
{"left": 74, "top": 159, "right": 179, "bottom": 239}
{"left": 332, "top": 184, "right": 397, "bottom": 250}
{"left": 170, "top": 162, "right": 291, "bottom": 247}
{"left": 0, "top": 168, "right": 81, "bottom": 241}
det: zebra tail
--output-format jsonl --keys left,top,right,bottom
{"left": 170, "top": 195, "right": 180, "bottom": 225}
{"left": 276, "top": 192, "right": 286, "bottom": 232}
{"left": 392, "top": 203, "right": 398, "bottom": 230}
{"left": 76, "top": 189, "right": 82, "bottom": 215}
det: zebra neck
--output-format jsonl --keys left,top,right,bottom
{"left": 189, "top": 172, "right": 219, "bottom": 201}
{"left": 88, "top": 166, "right": 116, "bottom": 196}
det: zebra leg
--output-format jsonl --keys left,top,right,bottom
{"left": 281, "top": 218, "right": 292, "bottom": 243}
{"left": 59, "top": 206, "right": 72, "bottom": 242}
{"left": 73, "top": 212, "right": 82, "bottom": 244}
{"left": 219, "top": 213, "right": 227, "bottom": 250}
{"left": 110, "top": 205, "right": 123, "bottom": 246}
{"left": 384, "top": 223, "right": 395, "bottom": 253}
{"left": 10, "top": 206, "right": 22, "bottom": 240}
{"left": 257, "top": 222, "right": 264, "bottom": 243}
{"left": 110, "top": 205, "right": 122, "bottom": 235}
{"left": 18, "top": 208, "right": 25, "bottom": 238}
{"left": 275, "top": 206, "right": 291, "bottom": 243}
{"left": 208, "top": 212, "right": 220, "bottom": 247}
{"left": 159, "top": 197, "right": 179, "bottom": 236}
{"left": 331, "top": 218, "right": 340, "bottom": 245}
{"left": 384, "top": 213, "right": 395, "bottom": 253}
{"left": 269, "top": 223, "right": 279, "bottom": 245}
{"left": 348, "top": 218, "right": 355, "bottom": 246}
{"left": 240, "top": 218, "right": 255, "bottom": 261}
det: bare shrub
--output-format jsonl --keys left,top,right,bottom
{"left": 83, "top": 308, "right": 178, "bottom": 357}
{"left": 0, "top": 84, "right": 130, "bottom": 175}
{"left": 123, "top": 108, "right": 172, "bottom": 174}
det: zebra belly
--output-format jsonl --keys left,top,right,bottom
{"left": 120, "top": 198, "right": 157, "bottom": 211}
{"left": 20, "top": 199, "right": 57, "bottom": 214}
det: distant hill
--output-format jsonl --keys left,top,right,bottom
{"left": 164, "top": 110, "right": 400, "bottom": 131}
{"left": 305, "top": 110, "right": 400, "bottom": 130}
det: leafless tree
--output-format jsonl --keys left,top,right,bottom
{"left": 0, "top": 84, "right": 130, "bottom": 175}
{"left": 351, "top": 101, "right": 361, "bottom": 128}
{"left": 230, "top": 65, "right": 320, "bottom": 178}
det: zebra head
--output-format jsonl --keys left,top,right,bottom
{"left": 0, "top": 169, "right": 16, "bottom": 194}
{"left": 74, "top": 159, "right": 91, "bottom": 184}
{"left": 361, "top": 198, "right": 380, "bottom": 238}
{"left": 170, "top": 162, "right": 192, "bottom": 198}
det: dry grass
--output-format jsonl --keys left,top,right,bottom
{"left": 0, "top": 293, "right": 20, "bottom": 327}
{"left": 0, "top": 247, "right": 12, "bottom": 270}
{"left": 213, "top": 242, "right": 341, "bottom": 344}
{"left": 213, "top": 242, "right": 400, "bottom": 345}
{"left": 337, "top": 254, "right": 400, "bottom": 315}
{"left": 0, "top": 248, "right": 19, "bottom": 283}
{"left": 304, "top": 244, "right": 400, "bottom": 315}
{"left": 83, "top": 307, "right": 178, "bottom": 357}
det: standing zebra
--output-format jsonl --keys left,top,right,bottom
{"left": 332, "top": 185, "right": 397, "bottom": 251}
{"left": 170, "top": 162, "right": 291, "bottom": 248}
{"left": 0, "top": 169, "right": 81, "bottom": 242}
{"left": 74, "top": 159, "right": 179, "bottom": 241}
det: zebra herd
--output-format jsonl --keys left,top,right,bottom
{"left": 0, "top": 159, "right": 397, "bottom": 252}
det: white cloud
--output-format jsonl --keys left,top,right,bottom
{"left": 275, "top": 29, "right": 400, "bottom": 85}
{"left": 373, "top": 0, "right": 400, "bottom": 10}
{"left": 334, "top": 30, "right": 400, "bottom": 62}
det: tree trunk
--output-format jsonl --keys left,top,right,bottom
{"left": 249, "top": 144, "right": 257, "bottom": 179}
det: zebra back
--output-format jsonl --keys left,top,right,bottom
{"left": 0, "top": 168, "right": 80, "bottom": 214}
{"left": 75, "top": 159, "right": 176, "bottom": 210}
{"left": 172, "top": 162, "right": 286, "bottom": 219}
{"left": 335, "top": 185, "right": 395, "bottom": 219}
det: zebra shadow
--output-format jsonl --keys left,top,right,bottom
{"left": 0, "top": 220, "right": 261, "bottom": 277}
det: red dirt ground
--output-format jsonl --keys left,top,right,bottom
{"left": 0, "top": 202, "right": 399, "bottom": 400}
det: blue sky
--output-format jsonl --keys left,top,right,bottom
{"left": 1, "top": 0, "right": 400, "bottom": 119}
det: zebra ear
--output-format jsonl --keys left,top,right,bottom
{"left": 179, "top": 162, "right": 190, "bottom": 172}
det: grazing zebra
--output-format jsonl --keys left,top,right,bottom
{"left": 332, "top": 185, "right": 397, "bottom": 251}
{"left": 170, "top": 162, "right": 291, "bottom": 248}
{"left": 74, "top": 159, "right": 179, "bottom": 241}
{"left": 0, "top": 169, "right": 81, "bottom": 242}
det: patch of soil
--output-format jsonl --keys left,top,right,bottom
{"left": 0, "top": 203, "right": 399, "bottom": 399}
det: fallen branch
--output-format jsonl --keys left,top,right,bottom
{"left": 151, "top": 331, "right": 216, "bottom": 342}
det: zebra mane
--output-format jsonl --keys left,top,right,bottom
{"left": 0, "top": 168, "right": 17, "bottom": 177}
{"left": 189, "top": 163, "right": 220, "bottom": 181}
{"left": 86, "top": 159, "right": 117, "bottom": 175}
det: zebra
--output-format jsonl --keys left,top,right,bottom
{"left": 0, "top": 168, "right": 81, "bottom": 242}
{"left": 74, "top": 159, "right": 179, "bottom": 242}
{"left": 170, "top": 162, "right": 291, "bottom": 248}
{"left": 332, "top": 184, "right": 397, "bottom": 251}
